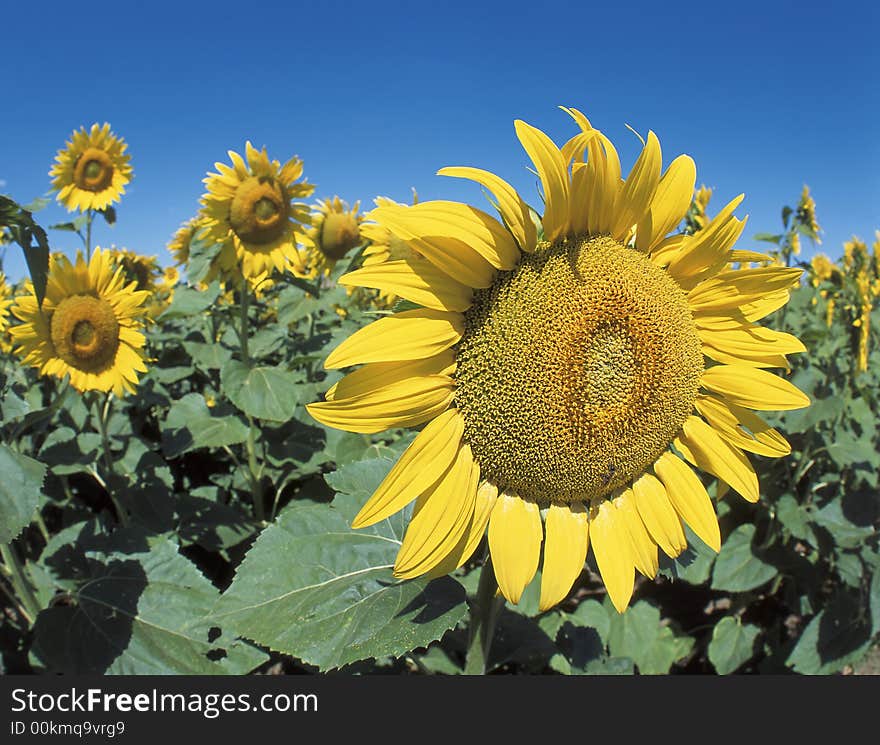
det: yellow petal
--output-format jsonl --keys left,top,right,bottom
{"left": 694, "top": 395, "right": 791, "bottom": 457}
{"left": 688, "top": 267, "right": 803, "bottom": 313}
{"left": 489, "top": 492, "right": 543, "bottom": 604}
{"left": 324, "top": 308, "right": 464, "bottom": 369}
{"left": 437, "top": 166, "right": 537, "bottom": 253}
{"left": 306, "top": 375, "right": 453, "bottom": 434}
{"left": 700, "top": 326, "right": 805, "bottom": 368}
{"left": 636, "top": 154, "right": 697, "bottom": 251}
{"left": 701, "top": 365, "right": 811, "bottom": 410}
{"left": 653, "top": 451, "right": 721, "bottom": 552}
{"left": 368, "top": 203, "right": 496, "bottom": 288}
{"left": 539, "top": 502, "right": 589, "bottom": 611}
{"left": 675, "top": 415, "right": 759, "bottom": 503}
{"left": 589, "top": 499, "right": 635, "bottom": 613}
{"left": 612, "top": 131, "right": 662, "bottom": 241}
{"left": 394, "top": 444, "right": 479, "bottom": 578}
{"left": 583, "top": 133, "right": 622, "bottom": 236}
{"left": 338, "top": 260, "right": 473, "bottom": 312}
{"left": 614, "top": 489, "right": 659, "bottom": 579}
{"left": 631, "top": 473, "right": 687, "bottom": 558}
{"left": 351, "top": 408, "right": 465, "bottom": 528}
{"left": 327, "top": 351, "right": 454, "bottom": 401}
{"left": 514, "top": 120, "right": 569, "bottom": 241}
{"left": 427, "top": 481, "right": 499, "bottom": 578}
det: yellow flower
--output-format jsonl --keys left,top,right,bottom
{"left": 10, "top": 248, "right": 150, "bottom": 395}
{"left": 167, "top": 217, "right": 207, "bottom": 266}
{"left": 809, "top": 253, "right": 838, "bottom": 286}
{"left": 301, "top": 197, "right": 364, "bottom": 278}
{"left": 796, "top": 185, "right": 821, "bottom": 242}
{"left": 200, "top": 142, "right": 314, "bottom": 281}
{"left": 790, "top": 232, "right": 801, "bottom": 256}
{"left": 0, "top": 273, "right": 12, "bottom": 337}
{"left": 49, "top": 123, "right": 133, "bottom": 212}
{"left": 107, "top": 248, "right": 162, "bottom": 293}
{"left": 161, "top": 266, "right": 180, "bottom": 288}
{"left": 826, "top": 297, "right": 835, "bottom": 328}
{"left": 307, "top": 108, "right": 810, "bottom": 613}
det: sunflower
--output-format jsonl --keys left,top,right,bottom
{"left": 300, "top": 197, "right": 364, "bottom": 278}
{"left": 307, "top": 108, "right": 810, "bottom": 613}
{"left": 10, "top": 248, "right": 150, "bottom": 395}
{"left": 200, "top": 142, "right": 314, "bottom": 281}
{"left": 49, "top": 123, "right": 133, "bottom": 212}
{"left": 167, "top": 217, "right": 208, "bottom": 266}
{"left": 0, "top": 273, "right": 12, "bottom": 334}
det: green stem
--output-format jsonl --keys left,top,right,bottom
{"left": 94, "top": 393, "right": 129, "bottom": 526}
{"left": 237, "top": 281, "right": 265, "bottom": 522}
{"left": 0, "top": 542, "right": 41, "bottom": 624}
{"left": 85, "top": 209, "right": 94, "bottom": 262}
{"left": 463, "top": 557, "right": 504, "bottom": 675}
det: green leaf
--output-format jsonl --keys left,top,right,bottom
{"left": 98, "top": 206, "right": 116, "bottom": 225}
{"left": 753, "top": 232, "right": 784, "bottom": 245}
{"left": 211, "top": 491, "right": 467, "bottom": 671}
{"left": 0, "top": 444, "right": 46, "bottom": 543}
{"left": 159, "top": 281, "right": 221, "bottom": 320}
{"left": 221, "top": 360, "right": 301, "bottom": 422}
{"left": 786, "top": 592, "right": 872, "bottom": 674}
{"left": 708, "top": 616, "right": 760, "bottom": 674}
{"left": 606, "top": 601, "right": 693, "bottom": 674}
{"left": 775, "top": 494, "right": 815, "bottom": 543}
{"left": 711, "top": 524, "right": 777, "bottom": 593}
{"left": 162, "top": 393, "right": 249, "bottom": 457}
{"left": 811, "top": 500, "right": 875, "bottom": 550}
{"left": 781, "top": 206, "right": 793, "bottom": 229}
{"left": 31, "top": 531, "right": 267, "bottom": 674}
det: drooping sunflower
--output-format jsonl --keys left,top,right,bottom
{"left": 307, "top": 108, "right": 810, "bottom": 613}
{"left": 167, "top": 217, "right": 208, "bottom": 267}
{"left": 10, "top": 248, "right": 150, "bottom": 395}
{"left": 200, "top": 142, "right": 314, "bottom": 281}
{"left": 300, "top": 197, "right": 364, "bottom": 278}
{"left": 49, "top": 123, "right": 133, "bottom": 212}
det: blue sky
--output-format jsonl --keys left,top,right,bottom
{"left": 1, "top": 0, "right": 877, "bottom": 280}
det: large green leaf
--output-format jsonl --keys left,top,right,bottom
{"left": 162, "top": 393, "right": 249, "bottom": 457}
{"left": 711, "top": 524, "right": 777, "bottom": 592}
{"left": 786, "top": 592, "right": 872, "bottom": 674}
{"left": 606, "top": 601, "right": 693, "bottom": 674}
{"left": 31, "top": 531, "right": 266, "bottom": 674}
{"left": 708, "top": 616, "right": 760, "bottom": 674}
{"left": 221, "top": 360, "right": 301, "bottom": 422}
{"left": 0, "top": 444, "right": 46, "bottom": 544}
{"left": 159, "top": 281, "right": 221, "bottom": 320}
{"left": 811, "top": 500, "right": 876, "bottom": 550}
{"left": 211, "top": 490, "right": 467, "bottom": 671}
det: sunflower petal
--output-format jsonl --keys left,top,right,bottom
{"left": 338, "top": 259, "right": 473, "bottom": 312}
{"left": 437, "top": 167, "right": 537, "bottom": 253}
{"left": 614, "top": 489, "right": 659, "bottom": 579}
{"left": 394, "top": 444, "right": 479, "bottom": 578}
{"left": 539, "top": 502, "right": 589, "bottom": 611}
{"left": 694, "top": 395, "right": 791, "bottom": 457}
{"left": 324, "top": 308, "right": 464, "bottom": 369}
{"left": 636, "top": 154, "right": 697, "bottom": 251}
{"left": 675, "top": 415, "right": 759, "bottom": 503}
{"left": 654, "top": 451, "right": 721, "bottom": 552}
{"left": 427, "top": 481, "right": 499, "bottom": 578}
{"left": 632, "top": 473, "right": 687, "bottom": 558}
{"left": 514, "top": 120, "right": 570, "bottom": 241}
{"left": 351, "top": 409, "right": 465, "bottom": 528}
{"left": 613, "top": 131, "right": 662, "bottom": 241}
{"left": 589, "top": 499, "right": 635, "bottom": 613}
{"left": 701, "top": 365, "right": 811, "bottom": 410}
{"left": 489, "top": 492, "right": 543, "bottom": 604}
{"left": 327, "top": 351, "right": 454, "bottom": 401}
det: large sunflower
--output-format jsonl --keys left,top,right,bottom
{"left": 300, "top": 197, "right": 364, "bottom": 278}
{"left": 307, "top": 108, "right": 810, "bottom": 613}
{"left": 10, "top": 248, "right": 150, "bottom": 395}
{"left": 200, "top": 142, "right": 314, "bottom": 280}
{"left": 49, "top": 123, "right": 133, "bottom": 212}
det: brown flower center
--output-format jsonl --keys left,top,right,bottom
{"left": 73, "top": 148, "right": 114, "bottom": 192}
{"left": 50, "top": 294, "right": 120, "bottom": 373}
{"left": 229, "top": 177, "right": 290, "bottom": 245}
{"left": 319, "top": 211, "right": 361, "bottom": 260}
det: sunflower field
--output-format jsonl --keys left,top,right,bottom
{"left": 1, "top": 115, "right": 878, "bottom": 677}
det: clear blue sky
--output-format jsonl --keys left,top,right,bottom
{"left": 2, "top": 0, "right": 877, "bottom": 280}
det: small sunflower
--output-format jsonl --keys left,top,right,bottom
{"left": 796, "top": 185, "right": 821, "bottom": 242}
{"left": 167, "top": 217, "right": 208, "bottom": 266}
{"left": 107, "top": 248, "right": 162, "bottom": 293}
{"left": 200, "top": 142, "right": 314, "bottom": 281}
{"left": 0, "top": 273, "right": 12, "bottom": 335}
{"left": 10, "top": 248, "right": 150, "bottom": 395}
{"left": 49, "top": 123, "right": 133, "bottom": 212}
{"left": 301, "top": 197, "right": 364, "bottom": 278}
{"left": 308, "top": 108, "right": 810, "bottom": 613}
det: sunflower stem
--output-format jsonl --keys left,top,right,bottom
{"left": 237, "top": 281, "right": 266, "bottom": 523}
{"left": 0, "top": 541, "right": 41, "bottom": 625}
{"left": 464, "top": 556, "right": 504, "bottom": 675}
{"left": 94, "top": 393, "right": 129, "bottom": 527}
{"left": 85, "top": 209, "right": 94, "bottom": 262}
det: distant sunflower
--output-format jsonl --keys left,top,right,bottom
{"left": 301, "top": 197, "right": 364, "bottom": 277}
{"left": 308, "top": 108, "right": 810, "bottom": 613}
{"left": 0, "top": 273, "right": 12, "bottom": 336}
{"left": 50, "top": 123, "right": 132, "bottom": 212}
{"left": 10, "top": 248, "right": 149, "bottom": 395}
{"left": 167, "top": 217, "right": 207, "bottom": 266}
{"left": 107, "top": 248, "right": 161, "bottom": 293}
{"left": 201, "top": 142, "right": 314, "bottom": 280}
